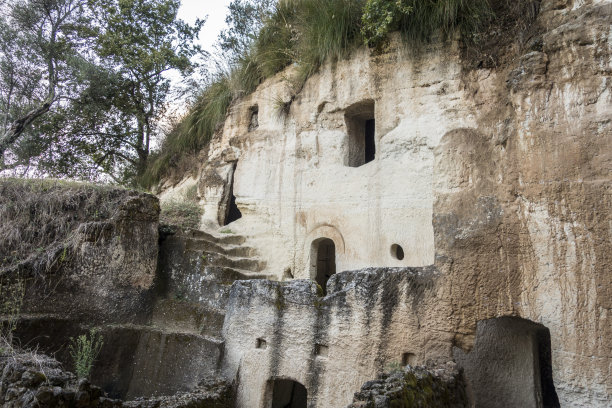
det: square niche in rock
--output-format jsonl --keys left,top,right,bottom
{"left": 344, "top": 100, "right": 375, "bottom": 167}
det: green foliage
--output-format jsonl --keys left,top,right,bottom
{"left": 361, "top": 0, "right": 413, "bottom": 48}
{"left": 291, "top": 0, "right": 364, "bottom": 81}
{"left": 395, "top": 0, "right": 492, "bottom": 44}
{"left": 0, "top": 0, "right": 95, "bottom": 167}
{"left": 69, "top": 328, "right": 104, "bottom": 380}
{"left": 218, "top": 0, "right": 276, "bottom": 62}
{"left": 159, "top": 183, "right": 202, "bottom": 229}
{"left": 160, "top": 200, "right": 202, "bottom": 229}
{"left": 0, "top": 0, "right": 203, "bottom": 184}
{"left": 385, "top": 360, "right": 403, "bottom": 373}
{"left": 138, "top": 75, "right": 232, "bottom": 187}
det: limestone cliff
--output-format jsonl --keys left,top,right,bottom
{"left": 160, "top": 0, "right": 611, "bottom": 406}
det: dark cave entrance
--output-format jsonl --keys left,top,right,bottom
{"left": 455, "top": 316, "right": 560, "bottom": 408}
{"left": 269, "top": 379, "right": 307, "bottom": 408}
{"left": 311, "top": 238, "right": 336, "bottom": 295}
{"left": 223, "top": 174, "right": 242, "bottom": 226}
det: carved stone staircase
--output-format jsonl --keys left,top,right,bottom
{"left": 152, "top": 227, "right": 268, "bottom": 337}
{"left": 122, "top": 227, "right": 269, "bottom": 398}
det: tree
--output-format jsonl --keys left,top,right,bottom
{"left": 0, "top": 0, "right": 204, "bottom": 183}
{"left": 218, "top": 0, "right": 275, "bottom": 62}
{"left": 0, "top": 0, "right": 94, "bottom": 165}
{"left": 91, "top": 0, "right": 204, "bottom": 178}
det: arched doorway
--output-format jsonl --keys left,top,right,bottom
{"left": 310, "top": 238, "right": 336, "bottom": 295}
{"left": 269, "top": 379, "right": 307, "bottom": 408}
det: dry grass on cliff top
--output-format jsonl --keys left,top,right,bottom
{"left": 0, "top": 178, "right": 138, "bottom": 275}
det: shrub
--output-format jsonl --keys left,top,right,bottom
{"left": 361, "top": 0, "right": 413, "bottom": 47}
{"left": 69, "top": 328, "right": 104, "bottom": 380}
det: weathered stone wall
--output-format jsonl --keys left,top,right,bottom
{"left": 15, "top": 190, "right": 160, "bottom": 324}
{"left": 432, "top": 1, "right": 611, "bottom": 406}
{"left": 222, "top": 269, "right": 449, "bottom": 408}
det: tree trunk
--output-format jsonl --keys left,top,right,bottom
{"left": 0, "top": 97, "right": 54, "bottom": 158}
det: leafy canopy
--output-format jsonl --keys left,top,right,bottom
{"left": 0, "top": 0, "right": 204, "bottom": 183}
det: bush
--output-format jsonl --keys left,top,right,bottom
{"left": 68, "top": 328, "right": 104, "bottom": 380}
{"left": 361, "top": 0, "right": 413, "bottom": 47}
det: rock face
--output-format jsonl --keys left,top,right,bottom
{"left": 7, "top": 187, "right": 160, "bottom": 324}
{"left": 0, "top": 350, "right": 233, "bottom": 408}
{"left": 348, "top": 362, "right": 466, "bottom": 408}
{"left": 222, "top": 269, "right": 450, "bottom": 408}
{"left": 158, "top": 0, "right": 611, "bottom": 407}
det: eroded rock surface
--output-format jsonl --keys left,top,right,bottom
{"left": 348, "top": 362, "right": 466, "bottom": 408}
{"left": 0, "top": 350, "right": 233, "bottom": 408}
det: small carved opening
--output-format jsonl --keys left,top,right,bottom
{"left": 310, "top": 238, "right": 336, "bottom": 295}
{"left": 402, "top": 352, "right": 416, "bottom": 366}
{"left": 391, "top": 244, "right": 404, "bottom": 260}
{"left": 315, "top": 344, "right": 328, "bottom": 357}
{"left": 345, "top": 100, "right": 375, "bottom": 167}
{"left": 256, "top": 338, "right": 267, "bottom": 349}
{"left": 249, "top": 105, "right": 259, "bottom": 131}
{"left": 269, "top": 379, "right": 307, "bottom": 408}
{"left": 455, "top": 317, "right": 560, "bottom": 408}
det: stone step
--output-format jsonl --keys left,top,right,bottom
{"left": 184, "top": 229, "right": 247, "bottom": 246}
{"left": 184, "top": 238, "right": 257, "bottom": 258}
{"left": 202, "top": 266, "right": 271, "bottom": 282}
{"left": 116, "top": 325, "right": 225, "bottom": 399}
{"left": 201, "top": 251, "right": 266, "bottom": 273}
{"left": 150, "top": 298, "right": 226, "bottom": 339}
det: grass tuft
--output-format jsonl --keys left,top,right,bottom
{"left": 160, "top": 200, "right": 202, "bottom": 230}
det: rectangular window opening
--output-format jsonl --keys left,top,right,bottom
{"left": 344, "top": 100, "right": 375, "bottom": 167}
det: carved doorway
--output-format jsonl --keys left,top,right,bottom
{"left": 269, "top": 379, "right": 307, "bottom": 408}
{"left": 311, "top": 238, "right": 336, "bottom": 295}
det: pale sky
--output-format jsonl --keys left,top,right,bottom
{"left": 161, "top": 0, "right": 233, "bottom": 129}
{"left": 178, "top": 0, "right": 233, "bottom": 55}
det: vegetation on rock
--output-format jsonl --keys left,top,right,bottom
{"left": 0, "top": 273, "right": 25, "bottom": 352}
{"left": 141, "top": 0, "right": 495, "bottom": 187}
{"left": 349, "top": 362, "right": 467, "bottom": 407}
{"left": 69, "top": 328, "right": 104, "bottom": 380}
{"left": 0, "top": 178, "right": 148, "bottom": 274}
{"left": 160, "top": 186, "right": 203, "bottom": 229}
